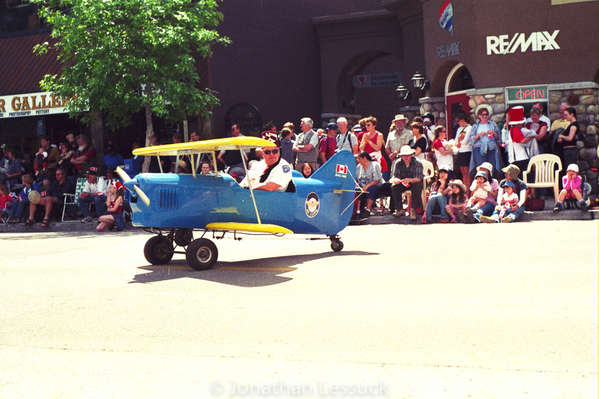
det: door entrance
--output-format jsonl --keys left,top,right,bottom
{"left": 445, "top": 91, "right": 470, "bottom": 139}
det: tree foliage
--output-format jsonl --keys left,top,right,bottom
{"left": 33, "top": 0, "right": 229, "bottom": 130}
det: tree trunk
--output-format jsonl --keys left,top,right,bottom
{"left": 90, "top": 113, "right": 104, "bottom": 170}
{"left": 142, "top": 93, "right": 154, "bottom": 173}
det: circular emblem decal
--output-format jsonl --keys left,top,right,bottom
{"left": 282, "top": 165, "right": 290, "bottom": 173}
{"left": 305, "top": 192, "right": 320, "bottom": 218}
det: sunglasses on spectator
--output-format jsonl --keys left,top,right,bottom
{"left": 263, "top": 149, "right": 279, "bottom": 155}
{"left": 480, "top": 113, "right": 489, "bottom": 116}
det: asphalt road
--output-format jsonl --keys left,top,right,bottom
{"left": 1, "top": 220, "right": 597, "bottom": 399}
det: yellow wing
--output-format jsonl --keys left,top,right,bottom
{"left": 205, "top": 222, "right": 294, "bottom": 234}
{"left": 132, "top": 137, "right": 276, "bottom": 157}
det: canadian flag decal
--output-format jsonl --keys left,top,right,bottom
{"left": 336, "top": 164, "right": 347, "bottom": 174}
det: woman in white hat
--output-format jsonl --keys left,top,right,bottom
{"left": 468, "top": 105, "right": 502, "bottom": 179}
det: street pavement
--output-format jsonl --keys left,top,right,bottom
{"left": 0, "top": 220, "right": 597, "bottom": 399}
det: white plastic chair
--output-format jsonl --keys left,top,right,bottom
{"left": 522, "top": 154, "right": 562, "bottom": 200}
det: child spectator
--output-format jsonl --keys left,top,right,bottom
{"left": 8, "top": 175, "right": 38, "bottom": 224}
{"left": 97, "top": 181, "right": 126, "bottom": 231}
{"left": 554, "top": 163, "right": 586, "bottom": 211}
{"left": 467, "top": 171, "right": 492, "bottom": 210}
{"left": 444, "top": 180, "right": 468, "bottom": 223}
{"left": 0, "top": 184, "right": 13, "bottom": 215}
{"left": 496, "top": 181, "right": 519, "bottom": 221}
{"left": 301, "top": 163, "right": 314, "bottom": 178}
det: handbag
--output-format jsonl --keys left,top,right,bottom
{"left": 524, "top": 190, "right": 545, "bottom": 211}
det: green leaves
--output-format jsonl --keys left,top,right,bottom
{"left": 31, "top": 0, "right": 229, "bottom": 128}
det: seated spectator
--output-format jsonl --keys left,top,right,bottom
{"left": 0, "top": 184, "right": 13, "bottom": 215}
{"left": 300, "top": 163, "right": 314, "bottom": 178}
{"left": 480, "top": 164, "right": 527, "bottom": 223}
{"left": 444, "top": 180, "right": 468, "bottom": 223}
{"left": 8, "top": 174, "right": 38, "bottom": 224}
{"left": 355, "top": 151, "right": 383, "bottom": 217}
{"left": 200, "top": 161, "right": 212, "bottom": 175}
{"left": 97, "top": 181, "right": 126, "bottom": 232}
{"left": 79, "top": 167, "right": 109, "bottom": 222}
{"left": 104, "top": 144, "right": 125, "bottom": 170}
{"left": 23, "top": 168, "right": 74, "bottom": 227}
{"left": 240, "top": 143, "right": 292, "bottom": 192}
{"left": 105, "top": 168, "right": 117, "bottom": 182}
{"left": 57, "top": 142, "right": 74, "bottom": 176}
{"left": 422, "top": 166, "right": 452, "bottom": 223}
{"left": 390, "top": 145, "right": 424, "bottom": 220}
{"left": 496, "top": 181, "right": 519, "bottom": 221}
{"left": 459, "top": 162, "right": 499, "bottom": 223}
{"left": 554, "top": 163, "right": 586, "bottom": 212}
{"left": 467, "top": 171, "right": 492, "bottom": 211}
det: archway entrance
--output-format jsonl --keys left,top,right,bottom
{"left": 445, "top": 63, "right": 474, "bottom": 138}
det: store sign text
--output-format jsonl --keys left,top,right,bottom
{"left": 486, "top": 30, "right": 560, "bottom": 55}
{"left": 437, "top": 41, "right": 460, "bottom": 59}
{"left": 0, "top": 92, "right": 70, "bottom": 119}
{"left": 506, "top": 85, "right": 548, "bottom": 102}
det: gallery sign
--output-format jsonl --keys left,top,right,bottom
{"left": 0, "top": 92, "right": 70, "bottom": 119}
{"left": 486, "top": 30, "right": 560, "bottom": 55}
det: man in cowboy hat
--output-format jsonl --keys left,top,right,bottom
{"left": 386, "top": 114, "right": 413, "bottom": 165}
{"left": 480, "top": 164, "right": 527, "bottom": 223}
{"left": 79, "top": 167, "right": 109, "bottom": 222}
{"left": 390, "top": 145, "right": 424, "bottom": 220}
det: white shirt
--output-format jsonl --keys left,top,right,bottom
{"left": 240, "top": 159, "right": 292, "bottom": 192}
{"left": 456, "top": 125, "right": 473, "bottom": 153}
{"left": 82, "top": 176, "right": 109, "bottom": 194}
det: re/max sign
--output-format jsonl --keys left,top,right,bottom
{"left": 486, "top": 30, "right": 560, "bottom": 55}
{"left": 506, "top": 85, "right": 548, "bottom": 103}
{"left": 0, "top": 92, "right": 70, "bottom": 119}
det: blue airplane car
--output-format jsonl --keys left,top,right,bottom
{"left": 117, "top": 137, "right": 357, "bottom": 270}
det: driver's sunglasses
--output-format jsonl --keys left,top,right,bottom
{"left": 263, "top": 149, "right": 279, "bottom": 155}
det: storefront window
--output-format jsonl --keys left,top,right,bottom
{"left": 0, "top": 1, "right": 42, "bottom": 34}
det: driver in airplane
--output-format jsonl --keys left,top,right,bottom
{"left": 240, "top": 138, "right": 292, "bottom": 192}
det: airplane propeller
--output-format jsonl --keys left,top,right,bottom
{"left": 116, "top": 166, "right": 151, "bottom": 206}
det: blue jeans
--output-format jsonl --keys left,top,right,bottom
{"left": 473, "top": 201, "right": 496, "bottom": 222}
{"left": 10, "top": 199, "right": 29, "bottom": 219}
{"left": 426, "top": 193, "right": 449, "bottom": 219}
{"left": 78, "top": 195, "right": 107, "bottom": 218}
{"left": 488, "top": 204, "right": 525, "bottom": 222}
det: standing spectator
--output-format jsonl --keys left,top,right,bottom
{"left": 554, "top": 107, "right": 580, "bottom": 169}
{"left": 386, "top": 114, "right": 413, "bottom": 166}
{"left": 410, "top": 123, "right": 427, "bottom": 160}
{"left": 390, "top": 145, "right": 424, "bottom": 220}
{"left": 422, "top": 113, "right": 436, "bottom": 149}
{"left": 454, "top": 112, "right": 473, "bottom": 192}
{"left": 526, "top": 102, "right": 551, "bottom": 128}
{"left": 78, "top": 167, "right": 109, "bottom": 223}
{"left": 549, "top": 103, "right": 571, "bottom": 150}
{"left": 148, "top": 135, "right": 165, "bottom": 173}
{"left": 469, "top": 106, "right": 502, "bottom": 179}
{"left": 293, "top": 117, "right": 319, "bottom": 172}
{"left": 3, "top": 149, "right": 22, "bottom": 189}
{"left": 104, "top": 144, "right": 125, "bottom": 170}
{"left": 525, "top": 107, "right": 549, "bottom": 154}
{"left": 319, "top": 123, "right": 338, "bottom": 165}
{"left": 217, "top": 124, "right": 248, "bottom": 180}
{"left": 97, "top": 181, "right": 126, "bottom": 232}
{"left": 279, "top": 128, "right": 295, "bottom": 165}
{"left": 503, "top": 106, "right": 537, "bottom": 177}
{"left": 66, "top": 133, "right": 77, "bottom": 153}
{"left": 335, "top": 117, "right": 358, "bottom": 154}
{"left": 359, "top": 116, "right": 388, "bottom": 180}
{"left": 70, "top": 134, "right": 97, "bottom": 176}
{"left": 23, "top": 168, "right": 74, "bottom": 227}
{"left": 57, "top": 142, "right": 74, "bottom": 176}
{"left": 480, "top": 164, "right": 527, "bottom": 223}
{"left": 432, "top": 125, "right": 455, "bottom": 179}
{"left": 282, "top": 122, "right": 296, "bottom": 141}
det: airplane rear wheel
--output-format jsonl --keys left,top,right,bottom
{"left": 330, "top": 239, "right": 344, "bottom": 252}
{"left": 174, "top": 228, "right": 194, "bottom": 247}
{"left": 144, "top": 235, "right": 174, "bottom": 265}
{"left": 186, "top": 238, "right": 218, "bottom": 271}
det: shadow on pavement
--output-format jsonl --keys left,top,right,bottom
{"left": 129, "top": 250, "right": 378, "bottom": 287}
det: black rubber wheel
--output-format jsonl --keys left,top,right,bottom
{"left": 331, "top": 239, "right": 344, "bottom": 252}
{"left": 174, "top": 228, "right": 194, "bottom": 247}
{"left": 186, "top": 238, "right": 218, "bottom": 271}
{"left": 143, "top": 235, "right": 174, "bottom": 265}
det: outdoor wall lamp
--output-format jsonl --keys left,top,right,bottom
{"left": 411, "top": 71, "right": 430, "bottom": 91}
{"left": 395, "top": 83, "right": 412, "bottom": 101}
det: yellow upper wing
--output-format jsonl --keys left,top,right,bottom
{"left": 132, "top": 137, "right": 276, "bottom": 157}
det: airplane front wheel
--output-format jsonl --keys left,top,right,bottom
{"left": 330, "top": 238, "right": 344, "bottom": 252}
{"left": 186, "top": 238, "right": 218, "bottom": 271}
{"left": 144, "top": 235, "right": 174, "bottom": 265}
